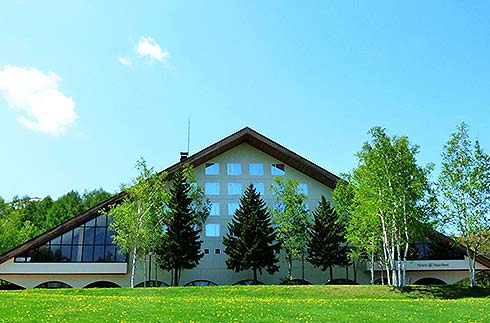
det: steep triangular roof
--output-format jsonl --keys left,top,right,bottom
{"left": 0, "top": 127, "right": 339, "bottom": 263}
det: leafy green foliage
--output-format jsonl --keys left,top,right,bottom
{"left": 307, "top": 196, "right": 348, "bottom": 281}
{"left": 108, "top": 158, "right": 168, "bottom": 287}
{"left": 223, "top": 184, "right": 280, "bottom": 283}
{"left": 333, "top": 127, "right": 432, "bottom": 286}
{"left": 270, "top": 177, "right": 311, "bottom": 280}
{"left": 438, "top": 122, "right": 490, "bottom": 287}
{"left": 156, "top": 165, "right": 209, "bottom": 286}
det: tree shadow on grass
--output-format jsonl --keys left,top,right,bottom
{"left": 398, "top": 285, "right": 490, "bottom": 299}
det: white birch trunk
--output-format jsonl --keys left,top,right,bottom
{"left": 130, "top": 247, "right": 137, "bottom": 288}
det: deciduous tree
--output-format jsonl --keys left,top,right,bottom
{"left": 333, "top": 127, "right": 432, "bottom": 287}
{"left": 270, "top": 177, "right": 311, "bottom": 281}
{"left": 439, "top": 123, "right": 490, "bottom": 287}
{"left": 108, "top": 158, "right": 168, "bottom": 287}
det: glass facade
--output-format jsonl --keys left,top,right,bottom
{"left": 14, "top": 214, "right": 126, "bottom": 263}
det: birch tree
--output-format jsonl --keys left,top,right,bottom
{"left": 439, "top": 123, "right": 490, "bottom": 287}
{"left": 108, "top": 158, "right": 168, "bottom": 288}
{"left": 270, "top": 177, "right": 311, "bottom": 281}
{"left": 333, "top": 127, "right": 432, "bottom": 286}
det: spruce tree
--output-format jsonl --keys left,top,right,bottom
{"left": 157, "top": 167, "right": 205, "bottom": 286}
{"left": 307, "top": 195, "right": 348, "bottom": 281}
{"left": 223, "top": 184, "right": 280, "bottom": 284}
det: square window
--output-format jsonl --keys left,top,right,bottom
{"left": 205, "top": 182, "right": 220, "bottom": 195}
{"left": 249, "top": 163, "right": 264, "bottom": 176}
{"left": 204, "top": 248, "right": 210, "bottom": 255}
{"left": 205, "top": 163, "right": 220, "bottom": 175}
{"left": 215, "top": 249, "right": 221, "bottom": 255}
{"left": 297, "top": 183, "right": 308, "bottom": 195}
{"left": 228, "top": 203, "right": 240, "bottom": 216}
{"left": 271, "top": 163, "right": 285, "bottom": 176}
{"left": 205, "top": 224, "right": 220, "bottom": 237}
{"left": 210, "top": 202, "right": 220, "bottom": 216}
{"left": 228, "top": 182, "right": 242, "bottom": 195}
{"left": 253, "top": 183, "right": 265, "bottom": 195}
{"left": 227, "top": 163, "right": 242, "bottom": 175}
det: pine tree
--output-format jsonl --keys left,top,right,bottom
{"left": 156, "top": 167, "right": 206, "bottom": 286}
{"left": 307, "top": 195, "right": 348, "bottom": 282}
{"left": 223, "top": 184, "right": 280, "bottom": 284}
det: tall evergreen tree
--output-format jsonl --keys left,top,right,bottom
{"left": 307, "top": 195, "right": 348, "bottom": 281}
{"left": 156, "top": 166, "right": 207, "bottom": 286}
{"left": 223, "top": 184, "right": 280, "bottom": 284}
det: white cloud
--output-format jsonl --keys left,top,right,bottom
{"left": 117, "top": 56, "right": 133, "bottom": 68}
{"left": 136, "top": 37, "right": 169, "bottom": 62}
{"left": 0, "top": 65, "right": 78, "bottom": 136}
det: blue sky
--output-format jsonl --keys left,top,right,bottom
{"left": 1, "top": 1, "right": 489, "bottom": 200}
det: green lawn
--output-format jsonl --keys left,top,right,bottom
{"left": 0, "top": 285, "right": 488, "bottom": 323}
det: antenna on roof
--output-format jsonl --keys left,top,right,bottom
{"left": 187, "top": 118, "right": 191, "bottom": 154}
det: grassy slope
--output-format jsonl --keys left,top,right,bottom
{"left": 0, "top": 285, "right": 488, "bottom": 323}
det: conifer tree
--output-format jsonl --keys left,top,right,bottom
{"left": 156, "top": 166, "right": 208, "bottom": 286}
{"left": 223, "top": 184, "right": 280, "bottom": 284}
{"left": 307, "top": 195, "right": 349, "bottom": 281}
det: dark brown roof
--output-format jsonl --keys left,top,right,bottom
{"left": 0, "top": 127, "right": 339, "bottom": 263}
{"left": 164, "top": 126, "right": 340, "bottom": 188}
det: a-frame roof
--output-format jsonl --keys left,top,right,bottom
{"left": 2, "top": 127, "right": 490, "bottom": 271}
{"left": 0, "top": 127, "right": 339, "bottom": 263}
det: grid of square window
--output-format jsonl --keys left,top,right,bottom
{"left": 204, "top": 162, "right": 286, "bottom": 176}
